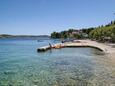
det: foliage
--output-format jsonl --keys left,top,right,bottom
{"left": 89, "top": 21, "right": 115, "bottom": 42}
{"left": 51, "top": 20, "right": 115, "bottom": 43}
{"left": 51, "top": 28, "right": 94, "bottom": 39}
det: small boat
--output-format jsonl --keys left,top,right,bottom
{"left": 37, "top": 40, "right": 43, "bottom": 42}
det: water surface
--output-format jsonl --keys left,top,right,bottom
{"left": 0, "top": 38, "right": 115, "bottom": 86}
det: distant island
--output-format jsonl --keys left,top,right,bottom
{"left": 0, "top": 34, "right": 50, "bottom": 39}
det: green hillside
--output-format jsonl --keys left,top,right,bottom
{"left": 89, "top": 22, "right": 115, "bottom": 42}
{"left": 51, "top": 20, "right": 115, "bottom": 43}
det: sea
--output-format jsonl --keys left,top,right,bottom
{"left": 0, "top": 37, "right": 115, "bottom": 86}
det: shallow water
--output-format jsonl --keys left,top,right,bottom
{"left": 0, "top": 38, "right": 115, "bottom": 86}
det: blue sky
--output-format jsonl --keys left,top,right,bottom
{"left": 0, "top": 0, "right": 115, "bottom": 35}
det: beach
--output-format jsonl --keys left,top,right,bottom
{"left": 63, "top": 40, "right": 115, "bottom": 63}
{"left": 38, "top": 39, "right": 115, "bottom": 64}
{"left": 39, "top": 39, "right": 115, "bottom": 56}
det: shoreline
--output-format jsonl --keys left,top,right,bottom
{"left": 38, "top": 39, "right": 115, "bottom": 62}
{"left": 38, "top": 40, "right": 115, "bottom": 53}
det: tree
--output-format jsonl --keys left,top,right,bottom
{"left": 51, "top": 32, "right": 61, "bottom": 38}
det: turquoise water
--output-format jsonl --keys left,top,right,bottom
{"left": 0, "top": 38, "right": 115, "bottom": 86}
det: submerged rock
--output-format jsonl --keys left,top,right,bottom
{"left": 54, "top": 60, "right": 70, "bottom": 66}
{"left": 4, "top": 71, "right": 16, "bottom": 75}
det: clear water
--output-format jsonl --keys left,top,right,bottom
{"left": 0, "top": 38, "right": 115, "bottom": 86}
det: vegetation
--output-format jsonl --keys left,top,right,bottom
{"left": 51, "top": 28, "right": 94, "bottom": 39}
{"left": 89, "top": 21, "right": 115, "bottom": 42}
{"left": 51, "top": 20, "right": 115, "bottom": 43}
{"left": 0, "top": 34, "right": 49, "bottom": 38}
{"left": 0, "top": 34, "right": 13, "bottom": 38}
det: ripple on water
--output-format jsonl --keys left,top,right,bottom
{"left": 0, "top": 40, "right": 115, "bottom": 86}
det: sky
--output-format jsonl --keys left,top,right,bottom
{"left": 0, "top": 0, "right": 115, "bottom": 35}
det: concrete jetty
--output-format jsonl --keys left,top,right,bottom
{"left": 37, "top": 40, "right": 115, "bottom": 54}
{"left": 37, "top": 39, "right": 115, "bottom": 64}
{"left": 37, "top": 43, "right": 63, "bottom": 52}
{"left": 37, "top": 46, "right": 51, "bottom": 52}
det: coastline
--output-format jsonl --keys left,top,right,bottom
{"left": 38, "top": 39, "right": 115, "bottom": 63}
{"left": 65, "top": 40, "right": 115, "bottom": 63}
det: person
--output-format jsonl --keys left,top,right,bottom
{"left": 105, "top": 48, "right": 107, "bottom": 52}
{"left": 62, "top": 40, "right": 64, "bottom": 43}
{"left": 49, "top": 43, "right": 52, "bottom": 48}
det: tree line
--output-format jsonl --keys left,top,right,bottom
{"left": 51, "top": 20, "right": 115, "bottom": 43}
{"left": 89, "top": 21, "right": 115, "bottom": 42}
{"left": 51, "top": 28, "right": 94, "bottom": 39}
